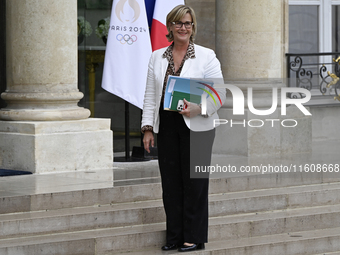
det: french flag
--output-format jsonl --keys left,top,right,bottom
{"left": 150, "top": 1, "right": 185, "bottom": 52}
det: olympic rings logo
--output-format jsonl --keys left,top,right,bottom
{"left": 116, "top": 34, "right": 137, "bottom": 45}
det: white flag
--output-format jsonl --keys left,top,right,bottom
{"left": 151, "top": 0, "right": 185, "bottom": 51}
{"left": 102, "top": 0, "right": 152, "bottom": 109}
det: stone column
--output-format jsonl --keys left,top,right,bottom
{"left": 1, "top": 0, "right": 89, "bottom": 120}
{"left": 214, "top": 0, "right": 312, "bottom": 156}
{"left": 0, "top": 0, "right": 113, "bottom": 174}
{"left": 216, "top": 0, "right": 288, "bottom": 79}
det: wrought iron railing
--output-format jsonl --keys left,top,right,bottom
{"left": 286, "top": 52, "right": 340, "bottom": 102}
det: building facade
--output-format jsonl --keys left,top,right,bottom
{"left": 0, "top": 0, "right": 339, "bottom": 172}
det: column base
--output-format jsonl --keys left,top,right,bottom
{"left": 213, "top": 106, "right": 312, "bottom": 157}
{"left": 0, "top": 118, "right": 113, "bottom": 174}
{"left": 0, "top": 108, "right": 90, "bottom": 121}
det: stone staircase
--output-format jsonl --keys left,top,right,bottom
{"left": 1, "top": 170, "right": 340, "bottom": 255}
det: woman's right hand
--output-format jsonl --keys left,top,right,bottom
{"left": 143, "top": 130, "right": 154, "bottom": 153}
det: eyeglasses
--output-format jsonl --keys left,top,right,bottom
{"left": 172, "top": 21, "right": 193, "bottom": 29}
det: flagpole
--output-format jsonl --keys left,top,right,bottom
{"left": 125, "top": 101, "right": 130, "bottom": 161}
{"left": 116, "top": 101, "right": 150, "bottom": 162}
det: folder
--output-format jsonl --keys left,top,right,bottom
{"left": 163, "top": 76, "right": 214, "bottom": 111}
{"left": 169, "top": 91, "right": 201, "bottom": 111}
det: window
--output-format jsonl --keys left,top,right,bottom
{"left": 289, "top": 0, "right": 340, "bottom": 53}
{"left": 288, "top": 0, "right": 340, "bottom": 103}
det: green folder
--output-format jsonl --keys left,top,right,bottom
{"left": 169, "top": 91, "right": 201, "bottom": 111}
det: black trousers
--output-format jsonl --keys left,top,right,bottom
{"left": 157, "top": 108, "right": 215, "bottom": 245}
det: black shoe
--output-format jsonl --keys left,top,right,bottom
{"left": 178, "top": 243, "right": 205, "bottom": 252}
{"left": 161, "top": 244, "right": 178, "bottom": 251}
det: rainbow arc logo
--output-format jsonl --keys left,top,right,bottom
{"left": 196, "top": 82, "right": 222, "bottom": 116}
{"left": 197, "top": 82, "right": 222, "bottom": 106}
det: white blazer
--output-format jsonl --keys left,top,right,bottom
{"left": 141, "top": 44, "right": 226, "bottom": 133}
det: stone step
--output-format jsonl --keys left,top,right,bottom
{"left": 109, "top": 228, "right": 340, "bottom": 255}
{"left": 1, "top": 171, "right": 337, "bottom": 214}
{"left": 109, "top": 227, "right": 340, "bottom": 255}
{"left": 2, "top": 218, "right": 340, "bottom": 255}
{"left": 2, "top": 181, "right": 340, "bottom": 238}
{"left": 209, "top": 203, "right": 340, "bottom": 241}
{"left": 314, "top": 252, "right": 340, "bottom": 255}
{"left": 2, "top": 202, "right": 340, "bottom": 251}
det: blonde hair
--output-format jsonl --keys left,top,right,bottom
{"left": 165, "top": 5, "right": 197, "bottom": 43}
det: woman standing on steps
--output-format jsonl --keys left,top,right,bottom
{"left": 141, "top": 5, "right": 226, "bottom": 252}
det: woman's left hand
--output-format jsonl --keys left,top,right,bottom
{"left": 179, "top": 98, "right": 201, "bottom": 118}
